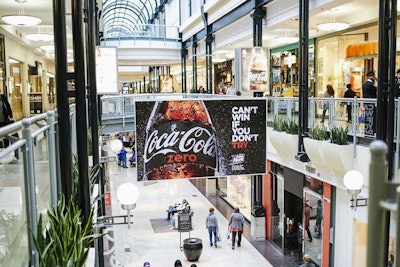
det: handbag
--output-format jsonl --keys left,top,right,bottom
{"left": 226, "top": 227, "right": 231, "bottom": 239}
{"left": 217, "top": 231, "right": 221, "bottom": 242}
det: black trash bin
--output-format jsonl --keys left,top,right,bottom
{"left": 182, "top": 238, "right": 203, "bottom": 262}
{"left": 252, "top": 205, "right": 265, "bottom": 217}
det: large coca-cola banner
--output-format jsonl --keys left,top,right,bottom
{"left": 135, "top": 99, "right": 266, "bottom": 181}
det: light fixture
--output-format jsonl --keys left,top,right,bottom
{"left": 317, "top": 8, "right": 350, "bottom": 32}
{"left": 26, "top": 33, "right": 54, "bottom": 42}
{"left": 117, "top": 183, "right": 139, "bottom": 229}
{"left": 275, "top": 36, "right": 298, "bottom": 44}
{"left": 317, "top": 22, "right": 350, "bottom": 32}
{"left": 40, "top": 45, "right": 54, "bottom": 52}
{"left": 212, "top": 58, "right": 225, "bottom": 63}
{"left": 1, "top": 0, "right": 42, "bottom": 26}
{"left": 343, "top": 170, "right": 367, "bottom": 210}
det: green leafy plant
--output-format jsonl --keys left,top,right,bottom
{"left": 33, "top": 196, "right": 105, "bottom": 267}
{"left": 330, "top": 125, "right": 349, "bottom": 145}
{"left": 284, "top": 119, "right": 298, "bottom": 135}
{"left": 308, "top": 124, "right": 328, "bottom": 140}
{"left": 272, "top": 116, "right": 287, "bottom": 132}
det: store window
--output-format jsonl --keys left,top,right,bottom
{"left": 316, "top": 34, "right": 367, "bottom": 98}
{"left": 218, "top": 175, "right": 251, "bottom": 220}
{"left": 28, "top": 63, "right": 43, "bottom": 114}
{"left": 47, "top": 73, "right": 56, "bottom": 110}
{"left": 270, "top": 42, "right": 315, "bottom": 97}
{"left": 8, "top": 58, "right": 23, "bottom": 120}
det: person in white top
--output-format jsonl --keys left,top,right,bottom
{"left": 226, "top": 83, "right": 236, "bottom": 95}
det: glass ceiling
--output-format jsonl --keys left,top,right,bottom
{"left": 102, "top": 0, "right": 159, "bottom": 38}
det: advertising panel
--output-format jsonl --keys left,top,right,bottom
{"left": 95, "top": 46, "right": 118, "bottom": 94}
{"left": 159, "top": 75, "right": 174, "bottom": 93}
{"left": 135, "top": 99, "right": 267, "bottom": 181}
{"left": 236, "top": 47, "right": 269, "bottom": 92}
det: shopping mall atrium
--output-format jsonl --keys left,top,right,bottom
{"left": 0, "top": 0, "right": 399, "bottom": 266}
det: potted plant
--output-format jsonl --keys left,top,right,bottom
{"left": 330, "top": 125, "right": 349, "bottom": 145}
{"left": 269, "top": 116, "right": 299, "bottom": 158}
{"left": 304, "top": 124, "right": 329, "bottom": 169}
{"left": 33, "top": 196, "right": 104, "bottom": 267}
{"left": 268, "top": 116, "right": 285, "bottom": 154}
{"left": 324, "top": 125, "right": 353, "bottom": 174}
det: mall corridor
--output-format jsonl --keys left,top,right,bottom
{"left": 103, "top": 161, "right": 300, "bottom": 267}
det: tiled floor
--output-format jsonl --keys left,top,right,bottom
{"left": 104, "top": 161, "right": 301, "bottom": 267}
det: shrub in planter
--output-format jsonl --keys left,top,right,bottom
{"left": 330, "top": 125, "right": 349, "bottom": 145}
{"left": 272, "top": 116, "right": 286, "bottom": 132}
{"left": 34, "top": 196, "right": 105, "bottom": 267}
{"left": 284, "top": 118, "right": 298, "bottom": 135}
{"left": 308, "top": 124, "right": 328, "bottom": 140}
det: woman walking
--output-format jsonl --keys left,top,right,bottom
{"left": 228, "top": 207, "right": 244, "bottom": 250}
{"left": 320, "top": 84, "right": 335, "bottom": 123}
{"left": 206, "top": 207, "right": 219, "bottom": 247}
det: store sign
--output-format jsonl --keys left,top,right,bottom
{"left": 95, "top": 46, "right": 118, "bottom": 94}
{"left": 135, "top": 99, "right": 267, "bottom": 181}
{"left": 237, "top": 47, "right": 269, "bottom": 92}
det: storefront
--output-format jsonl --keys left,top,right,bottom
{"left": 217, "top": 175, "right": 252, "bottom": 220}
{"left": 214, "top": 60, "right": 233, "bottom": 94}
{"left": 270, "top": 40, "right": 315, "bottom": 98}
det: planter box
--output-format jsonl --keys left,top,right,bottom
{"left": 304, "top": 139, "right": 354, "bottom": 175}
{"left": 322, "top": 142, "right": 354, "bottom": 176}
{"left": 269, "top": 130, "right": 298, "bottom": 159}
{"left": 303, "top": 138, "right": 327, "bottom": 169}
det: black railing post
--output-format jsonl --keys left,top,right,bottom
{"left": 53, "top": 0, "right": 73, "bottom": 199}
{"left": 295, "top": 0, "right": 310, "bottom": 162}
{"left": 193, "top": 42, "right": 198, "bottom": 91}
{"left": 181, "top": 48, "right": 187, "bottom": 93}
{"left": 72, "top": 0, "right": 90, "bottom": 223}
{"left": 251, "top": 7, "right": 266, "bottom": 47}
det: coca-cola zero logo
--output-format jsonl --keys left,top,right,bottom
{"left": 144, "top": 126, "right": 216, "bottom": 163}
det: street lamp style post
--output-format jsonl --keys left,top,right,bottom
{"left": 364, "top": 140, "right": 400, "bottom": 267}
{"left": 116, "top": 183, "right": 140, "bottom": 229}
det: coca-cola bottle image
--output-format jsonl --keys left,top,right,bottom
{"left": 143, "top": 100, "right": 217, "bottom": 180}
{"left": 248, "top": 48, "right": 268, "bottom": 91}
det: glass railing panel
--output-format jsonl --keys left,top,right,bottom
{"left": 0, "top": 149, "right": 29, "bottom": 267}
{"left": 33, "top": 134, "right": 51, "bottom": 215}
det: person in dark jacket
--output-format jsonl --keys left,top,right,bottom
{"left": 0, "top": 94, "right": 13, "bottom": 127}
{"left": 315, "top": 200, "right": 323, "bottom": 238}
{"left": 344, "top": 83, "right": 356, "bottom": 122}
{"left": 362, "top": 70, "right": 377, "bottom": 135}
{"left": 362, "top": 70, "right": 377, "bottom": 98}
{"left": 118, "top": 147, "right": 128, "bottom": 168}
{"left": 395, "top": 69, "right": 400, "bottom": 98}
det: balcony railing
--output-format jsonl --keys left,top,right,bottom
{"left": 101, "top": 24, "right": 180, "bottom": 44}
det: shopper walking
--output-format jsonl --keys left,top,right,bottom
{"left": 0, "top": 94, "right": 13, "bottom": 127}
{"left": 304, "top": 201, "right": 312, "bottom": 242}
{"left": 228, "top": 207, "right": 244, "bottom": 250}
{"left": 315, "top": 200, "right": 323, "bottom": 238}
{"left": 300, "top": 254, "right": 316, "bottom": 267}
{"left": 118, "top": 147, "right": 128, "bottom": 168}
{"left": 343, "top": 83, "right": 356, "bottom": 122}
{"left": 206, "top": 207, "right": 219, "bottom": 247}
{"left": 320, "top": 84, "right": 335, "bottom": 123}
